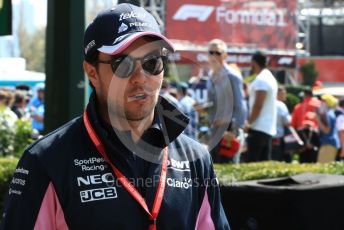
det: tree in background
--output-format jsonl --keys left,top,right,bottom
{"left": 300, "top": 61, "right": 319, "bottom": 87}
{"left": 17, "top": 3, "right": 45, "bottom": 72}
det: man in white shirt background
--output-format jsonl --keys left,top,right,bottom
{"left": 246, "top": 51, "right": 278, "bottom": 162}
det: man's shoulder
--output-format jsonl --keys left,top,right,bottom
{"left": 277, "top": 101, "right": 289, "bottom": 113}
{"left": 173, "top": 134, "right": 211, "bottom": 163}
{"left": 224, "top": 65, "right": 242, "bottom": 79}
{"left": 26, "top": 116, "right": 84, "bottom": 157}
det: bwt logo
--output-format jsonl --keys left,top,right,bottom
{"left": 167, "top": 159, "right": 190, "bottom": 172}
{"left": 173, "top": 4, "right": 214, "bottom": 22}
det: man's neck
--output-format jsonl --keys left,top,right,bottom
{"left": 212, "top": 63, "right": 226, "bottom": 76}
{"left": 254, "top": 67, "right": 263, "bottom": 75}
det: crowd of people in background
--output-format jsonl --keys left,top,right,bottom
{"left": 0, "top": 83, "right": 45, "bottom": 135}
{"left": 160, "top": 38, "right": 344, "bottom": 164}
{"left": 1, "top": 38, "right": 344, "bottom": 165}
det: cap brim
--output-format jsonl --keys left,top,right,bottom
{"left": 98, "top": 31, "right": 174, "bottom": 56}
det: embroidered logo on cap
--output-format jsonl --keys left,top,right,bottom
{"left": 118, "top": 23, "right": 128, "bottom": 33}
{"left": 85, "top": 40, "right": 96, "bottom": 54}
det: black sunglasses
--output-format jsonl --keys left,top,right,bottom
{"left": 208, "top": 50, "right": 223, "bottom": 56}
{"left": 96, "top": 51, "right": 167, "bottom": 79}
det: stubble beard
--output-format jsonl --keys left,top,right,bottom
{"left": 108, "top": 93, "right": 158, "bottom": 124}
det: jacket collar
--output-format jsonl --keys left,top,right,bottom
{"left": 85, "top": 92, "right": 189, "bottom": 158}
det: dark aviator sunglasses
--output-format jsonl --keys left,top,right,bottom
{"left": 96, "top": 50, "right": 167, "bottom": 79}
{"left": 208, "top": 50, "right": 223, "bottom": 56}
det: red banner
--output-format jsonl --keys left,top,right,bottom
{"left": 166, "top": 0, "right": 297, "bottom": 50}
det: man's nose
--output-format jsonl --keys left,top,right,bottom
{"left": 129, "top": 61, "right": 146, "bottom": 84}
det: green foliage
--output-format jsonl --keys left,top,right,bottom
{"left": 13, "top": 120, "right": 34, "bottom": 157}
{"left": 284, "top": 84, "right": 305, "bottom": 113}
{"left": 285, "top": 84, "right": 305, "bottom": 98}
{"left": 214, "top": 161, "right": 344, "bottom": 186}
{"left": 300, "top": 61, "right": 319, "bottom": 87}
{"left": 285, "top": 93, "right": 300, "bottom": 113}
{"left": 0, "top": 113, "right": 15, "bottom": 156}
{"left": 0, "top": 112, "right": 34, "bottom": 157}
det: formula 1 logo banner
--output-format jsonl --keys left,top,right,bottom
{"left": 166, "top": 0, "right": 297, "bottom": 50}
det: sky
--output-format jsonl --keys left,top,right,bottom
{"left": 12, "top": 0, "right": 47, "bottom": 27}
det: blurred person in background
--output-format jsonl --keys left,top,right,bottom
{"left": 206, "top": 39, "right": 247, "bottom": 163}
{"left": 176, "top": 82, "right": 198, "bottom": 140}
{"left": 316, "top": 94, "right": 340, "bottom": 163}
{"left": 11, "top": 91, "right": 30, "bottom": 119}
{"left": 160, "top": 79, "right": 180, "bottom": 108}
{"left": 28, "top": 83, "right": 45, "bottom": 133}
{"left": 271, "top": 85, "right": 291, "bottom": 161}
{"left": 0, "top": 90, "right": 18, "bottom": 126}
{"left": 291, "top": 87, "right": 320, "bottom": 130}
{"left": 335, "top": 99, "right": 344, "bottom": 160}
{"left": 245, "top": 51, "right": 278, "bottom": 162}
{"left": 297, "top": 113, "right": 320, "bottom": 163}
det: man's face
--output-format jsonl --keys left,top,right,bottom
{"left": 250, "top": 60, "right": 259, "bottom": 75}
{"left": 89, "top": 38, "right": 164, "bottom": 124}
{"left": 38, "top": 90, "right": 44, "bottom": 101}
{"left": 278, "top": 89, "right": 287, "bottom": 101}
{"left": 207, "top": 44, "right": 225, "bottom": 69}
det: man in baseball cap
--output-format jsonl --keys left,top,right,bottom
{"left": 84, "top": 3, "right": 174, "bottom": 62}
{"left": 1, "top": 3, "right": 230, "bottom": 230}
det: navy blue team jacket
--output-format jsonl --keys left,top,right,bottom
{"left": 1, "top": 94, "right": 230, "bottom": 230}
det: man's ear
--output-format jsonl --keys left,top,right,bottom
{"left": 83, "top": 61, "right": 98, "bottom": 88}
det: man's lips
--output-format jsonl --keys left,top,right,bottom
{"left": 127, "top": 92, "right": 149, "bottom": 102}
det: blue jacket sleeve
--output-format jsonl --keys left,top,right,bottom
{"left": 0, "top": 151, "right": 50, "bottom": 230}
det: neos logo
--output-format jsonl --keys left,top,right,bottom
{"left": 173, "top": 4, "right": 214, "bottom": 22}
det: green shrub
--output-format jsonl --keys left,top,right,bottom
{"left": 285, "top": 93, "right": 300, "bottom": 113}
{"left": 0, "top": 114, "right": 15, "bottom": 156}
{"left": 13, "top": 119, "right": 34, "bottom": 157}
{"left": 0, "top": 114, "right": 34, "bottom": 157}
{"left": 285, "top": 84, "right": 304, "bottom": 98}
{"left": 300, "top": 61, "right": 318, "bottom": 87}
{"left": 214, "top": 161, "right": 344, "bottom": 186}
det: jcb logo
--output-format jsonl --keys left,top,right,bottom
{"left": 80, "top": 187, "right": 117, "bottom": 203}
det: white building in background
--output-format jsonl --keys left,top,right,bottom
{"left": 0, "top": 0, "right": 46, "bottom": 57}
{"left": 0, "top": 0, "right": 117, "bottom": 58}
{"left": 0, "top": 57, "right": 45, "bottom": 88}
